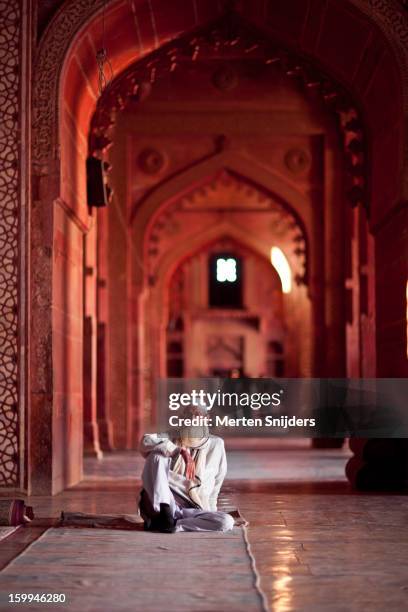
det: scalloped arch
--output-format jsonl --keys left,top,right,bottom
{"left": 131, "top": 151, "right": 310, "bottom": 286}
{"left": 155, "top": 222, "right": 286, "bottom": 301}
{"left": 131, "top": 150, "right": 311, "bottom": 231}
{"left": 33, "top": 0, "right": 408, "bottom": 165}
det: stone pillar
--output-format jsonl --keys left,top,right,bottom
{"left": 346, "top": 206, "right": 361, "bottom": 377}
{"left": 0, "top": 0, "right": 27, "bottom": 492}
{"left": 96, "top": 208, "right": 114, "bottom": 451}
{"left": 346, "top": 206, "right": 375, "bottom": 377}
{"left": 312, "top": 140, "right": 345, "bottom": 449}
{"left": 308, "top": 186, "right": 326, "bottom": 376}
{"left": 324, "top": 147, "right": 346, "bottom": 377}
{"left": 374, "top": 205, "right": 407, "bottom": 376}
{"left": 83, "top": 218, "right": 102, "bottom": 458}
{"left": 128, "top": 286, "right": 143, "bottom": 448}
{"left": 346, "top": 204, "right": 408, "bottom": 490}
{"left": 107, "top": 140, "right": 129, "bottom": 449}
{"left": 359, "top": 209, "right": 376, "bottom": 377}
{"left": 29, "top": 167, "right": 56, "bottom": 495}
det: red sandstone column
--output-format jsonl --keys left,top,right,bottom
{"left": 346, "top": 206, "right": 375, "bottom": 377}
{"left": 374, "top": 206, "right": 406, "bottom": 376}
{"left": 83, "top": 218, "right": 103, "bottom": 458}
{"left": 358, "top": 207, "right": 376, "bottom": 376}
{"left": 107, "top": 142, "right": 129, "bottom": 449}
{"left": 324, "top": 144, "right": 346, "bottom": 377}
{"left": 346, "top": 205, "right": 407, "bottom": 489}
{"left": 128, "top": 283, "right": 145, "bottom": 448}
{"left": 346, "top": 206, "right": 360, "bottom": 376}
{"left": 308, "top": 186, "right": 326, "bottom": 376}
{"left": 96, "top": 208, "right": 115, "bottom": 451}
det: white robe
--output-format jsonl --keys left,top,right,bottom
{"left": 139, "top": 434, "right": 228, "bottom": 512}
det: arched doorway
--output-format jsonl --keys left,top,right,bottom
{"left": 165, "top": 239, "right": 286, "bottom": 380}
{"left": 136, "top": 165, "right": 312, "bottom": 428}
{"left": 26, "top": 0, "right": 408, "bottom": 494}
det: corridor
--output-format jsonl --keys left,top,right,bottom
{"left": 1, "top": 2, "right": 407, "bottom": 610}
{"left": 1, "top": 444, "right": 407, "bottom": 612}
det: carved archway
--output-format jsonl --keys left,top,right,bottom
{"left": 93, "top": 12, "right": 369, "bottom": 212}
{"left": 130, "top": 161, "right": 314, "bottom": 431}
{"left": 140, "top": 221, "right": 311, "bottom": 425}
{"left": 33, "top": 0, "right": 408, "bottom": 167}
{"left": 143, "top": 168, "right": 308, "bottom": 287}
{"left": 164, "top": 238, "right": 287, "bottom": 380}
{"left": 130, "top": 150, "right": 313, "bottom": 228}
{"left": 22, "top": 0, "right": 408, "bottom": 493}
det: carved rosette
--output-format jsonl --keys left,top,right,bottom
{"left": 138, "top": 148, "right": 166, "bottom": 175}
{"left": 285, "top": 149, "right": 311, "bottom": 175}
{"left": 0, "top": 0, "right": 20, "bottom": 486}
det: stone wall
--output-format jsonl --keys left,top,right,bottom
{"left": 0, "top": 0, "right": 22, "bottom": 489}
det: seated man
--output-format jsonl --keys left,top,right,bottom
{"left": 138, "top": 410, "right": 234, "bottom": 533}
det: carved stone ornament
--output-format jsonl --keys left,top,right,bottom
{"left": 33, "top": 0, "right": 408, "bottom": 171}
{"left": 212, "top": 64, "right": 239, "bottom": 91}
{"left": 89, "top": 13, "right": 374, "bottom": 210}
{"left": 138, "top": 148, "right": 166, "bottom": 175}
{"left": 0, "top": 0, "right": 20, "bottom": 486}
{"left": 284, "top": 149, "right": 311, "bottom": 175}
{"left": 33, "top": 0, "right": 107, "bottom": 165}
{"left": 145, "top": 170, "right": 309, "bottom": 286}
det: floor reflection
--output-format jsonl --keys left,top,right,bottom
{"left": 3, "top": 444, "right": 406, "bottom": 611}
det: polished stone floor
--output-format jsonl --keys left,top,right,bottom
{"left": 83, "top": 439, "right": 348, "bottom": 482}
{"left": 1, "top": 443, "right": 407, "bottom": 611}
{"left": 227, "top": 482, "right": 408, "bottom": 611}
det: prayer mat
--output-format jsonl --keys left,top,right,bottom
{"left": 60, "top": 511, "right": 143, "bottom": 530}
{"left": 0, "top": 525, "right": 266, "bottom": 612}
{"left": 58, "top": 508, "right": 246, "bottom": 529}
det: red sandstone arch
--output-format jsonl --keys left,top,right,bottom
{"left": 33, "top": 0, "right": 407, "bottom": 225}
{"left": 29, "top": 0, "right": 408, "bottom": 493}
{"left": 130, "top": 153, "right": 310, "bottom": 281}
{"left": 140, "top": 226, "right": 304, "bottom": 423}
{"left": 131, "top": 161, "right": 314, "bottom": 435}
{"left": 131, "top": 152, "right": 311, "bottom": 226}
{"left": 165, "top": 236, "right": 286, "bottom": 376}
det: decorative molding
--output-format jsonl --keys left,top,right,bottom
{"left": 146, "top": 169, "right": 309, "bottom": 286}
{"left": 138, "top": 148, "right": 166, "bottom": 175}
{"left": 353, "top": 0, "right": 408, "bottom": 105}
{"left": 32, "top": 0, "right": 106, "bottom": 166}
{"left": 91, "top": 14, "right": 369, "bottom": 210}
{"left": 0, "top": 0, "right": 20, "bottom": 486}
{"left": 33, "top": 0, "right": 408, "bottom": 171}
{"left": 180, "top": 170, "right": 276, "bottom": 210}
{"left": 284, "top": 149, "right": 311, "bottom": 175}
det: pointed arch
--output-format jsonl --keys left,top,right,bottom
{"left": 131, "top": 151, "right": 311, "bottom": 290}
